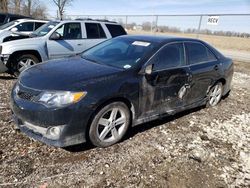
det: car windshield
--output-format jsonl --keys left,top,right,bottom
{"left": 0, "top": 20, "right": 19, "bottom": 30}
{"left": 32, "top": 21, "right": 59, "bottom": 37}
{"left": 81, "top": 38, "right": 158, "bottom": 69}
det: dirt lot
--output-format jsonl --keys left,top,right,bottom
{"left": 0, "top": 62, "right": 249, "bottom": 188}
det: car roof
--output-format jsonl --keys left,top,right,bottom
{"left": 117, "top": 35, "right": 202, "bottom": 44}
{"left": 52, "top": 19, "right": 120, "bottom": 25}
{"left": 14, "top": 19, "right": 48, "bottom": 23}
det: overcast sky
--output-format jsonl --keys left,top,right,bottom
{"left": 44, "top": 0, "right": 250, "bottom": 16}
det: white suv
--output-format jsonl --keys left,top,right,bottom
{"left": 0, "top": 19, "right": 48, "bottom": 43}
{"left": 0, "top": 19, "right": 127, "bottom": 75}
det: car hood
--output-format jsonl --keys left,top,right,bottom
{"left": 1, "top": 35, "right": 44, "bottom": 47}
{"left": 19, "top": 56, "right": 123, "bottom": 91}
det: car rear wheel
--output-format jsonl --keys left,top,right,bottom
{"left": 89, "top": 102, "right": 130, "bottom": 147}
{"left": 12, "top": 54, "right": 39, "bottom": 76}
{"left": 207, "top": 82, "right": 223, "bottom": 107}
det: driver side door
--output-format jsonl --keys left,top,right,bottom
{"left": 47, "top": 22, "right": 85, "bottom": 59}
{"left": 139, "top": 42, "right": 191, "bottom": 117}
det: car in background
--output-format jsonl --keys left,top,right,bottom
{"left": 0, "top": 19, "right": 127, "bottom": 76}
{"left": 0, "top": 13, "right": 29, "bottom": 26}
{"left": 0, "top": 19, "right": 48, "bottom": 43}
{"left": 11, "top": 35, "right": 234, "bottom": 148}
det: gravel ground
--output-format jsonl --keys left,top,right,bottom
{"left": 0, "top": 62, "right": 249, "bottom": 188}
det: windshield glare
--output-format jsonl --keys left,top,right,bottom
{"left": 32, "top": 21, "right": 59, "bottom": 37}
{"left": 81, "top": 38, "right": 157, "bottom": 69}
{"left": 0, "top": 20, "right": 19, "bottom": 30}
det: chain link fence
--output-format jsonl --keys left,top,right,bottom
{"left": 66, "top": 14, "right": 250, "bottom": 62}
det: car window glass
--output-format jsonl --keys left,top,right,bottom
{"left": 35, "top": 22, "right": 45, "bottom": 30}
{"left": 16, "top": 22, "right": 34, "bottom": 31}
{"left": 85, "top": 23, "right": 106, "bottom": 39}
{"left": 186, "top": 42, "right": 217, "bottom": 65}
{"left": 82, "top": 38, "right": 158, "bottom": 69}
{"left": 0, "top": 15, "right": 6, "bottom": 23}
{"left": 151, "top": 43, "right": 185, "bottom": 71}
{"left": 105, "top": 24, "right": 126, "bottom": 37}
{"left": 54, "top": 23, "right": 82, "bottom": 39}
{"left": 9, "top": 16, "right": 21, "bottom": 22}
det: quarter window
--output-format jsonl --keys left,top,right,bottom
{"left": 85, "top": 23, "right": 106, "bottom": 39}
{"left": 185, "top": 42, "right": 217, "bottom": 65}
{"left": 105, "top": 24, "right": 126, "bottom": 37}
{"left": 54, "top": 23, "right": 82, "bottom": 39}
{"left": 152, "top": 43, "right": 185, "bottom": 71}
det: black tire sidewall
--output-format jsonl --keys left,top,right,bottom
{"left": 12, "top": 54, "right": 39, "bottom": 76}
{"left": 89, "top": 102, "right": 131, "bottom": 147}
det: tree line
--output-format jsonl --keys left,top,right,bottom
{"left": 0, "top": 0, "right": 73, "bottom": 20}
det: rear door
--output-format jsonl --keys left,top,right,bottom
{"left": 139, "top": 42, "right": 191, "bottom": 117}
{"left": 83, "top": 22, "right": 107, "bottom": 50}
{"left": 184, "top": 41, "right": 221, "bottom": 105}
{"left": 47, "top": 22, "right": 85, "bottom": 59}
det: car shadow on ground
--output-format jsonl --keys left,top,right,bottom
{"left": 0, "top": 75, "right": 16, "bottom": 80}
{"left": 64, "top": 105, "right": 206, "bottom": 153}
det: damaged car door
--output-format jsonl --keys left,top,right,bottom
{"left": 139, "top": 42, "right": 191, "bottom": 117}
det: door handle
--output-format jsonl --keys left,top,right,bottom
{"left": 214, "top": 65, "right": 219, "bottom": 71}
{"left": 77, "top": 43, "right": 83, "bottom": 46}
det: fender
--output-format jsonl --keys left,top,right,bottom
{"left": 1, "top": 37, "right": 49, "bottom": 63}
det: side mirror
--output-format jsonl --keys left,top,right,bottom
{"left": 50, "top": 32, "right": 61, "bottom": 40}
{"left": 10, "top": 27, "right": 18, "bottom": 32}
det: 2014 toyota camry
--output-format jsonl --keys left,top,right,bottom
{"left": 11, "top": 35, "right": 234, "bottom": 147}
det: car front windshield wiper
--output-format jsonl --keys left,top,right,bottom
{"left": 81, "top": 56, "right": 99, "bottom": 64}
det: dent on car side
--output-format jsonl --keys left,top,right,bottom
{"left": 10, "top": 35, "right": 234, "bottom": 147}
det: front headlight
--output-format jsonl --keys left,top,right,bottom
{"left": 36, "top": 91, "right": 87, "bottom": 108}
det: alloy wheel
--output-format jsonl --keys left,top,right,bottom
{"left": 209, "top": 83, "right": 223, "bottom": 106}
{"left": 97, "top": 107, "right": 127, "bottom": 143}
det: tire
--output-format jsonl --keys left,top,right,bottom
{"left": 11, "top": 54, "right": 39, "bottom": 77}
{"left": 207, "top": 82, "right": 223, "bottom": 107}
{"left": 89, "top": 102, "right": 131, "bottom": 147}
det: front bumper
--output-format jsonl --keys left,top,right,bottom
{"left": 13, "top": 115, "right": 85, "bottom": 147}
{"left": 10, "top": 86, "right": 94, "bottom": 147}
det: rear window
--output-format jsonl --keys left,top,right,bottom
{"left": 185, "top": 42, "right": 217, "bottom": 65}
{"left": 105, "top": 24, "right": 126, "bottom": 37}
{"left": 35, "top": 22, "right": 45, "bottom": 30}
{"left": 0, "top": 15, "right": 6, "bottom": 23}
{"left": 9, "top": 16, "right": 22, "bottom": 22}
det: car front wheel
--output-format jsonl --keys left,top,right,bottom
{"left": 12, "top": 54, "right": 39, "bottom": 76}
{"left": 208, "top": 82, "right": 223, "bottom": 107}
{"left": 89, "top": 102, "right": 131, "bottom": 147}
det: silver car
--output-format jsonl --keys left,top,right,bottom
{"left": 0, "top": 19, "right": 127, "bottom": 76}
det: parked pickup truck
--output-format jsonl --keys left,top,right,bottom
{"left": 0, "top": 19, "right": 127, "bottom": 75}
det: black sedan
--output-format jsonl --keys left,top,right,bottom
{"left": 10, "top": 35, "right": 234, "bottom": 147}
